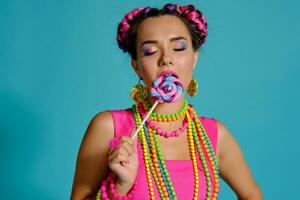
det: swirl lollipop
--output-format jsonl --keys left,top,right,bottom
{"left": 131, "top": 73, "right": 183, "bottom": 139}
{"left": 150, "top": 73, "right": 183, "bottom": 103}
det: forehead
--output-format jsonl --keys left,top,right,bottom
{"left": 136, "top": 15, "right": 191, "bottom": 43}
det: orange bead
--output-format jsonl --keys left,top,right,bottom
{"left": 163, "top": 193, "right": 169, "bottom": 198}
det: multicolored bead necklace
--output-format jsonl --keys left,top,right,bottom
{"left": 146, "top": 99, "right": 188, "bottom": 122}
{"left": 132, "top": 100, "right": 220, "bottom": 199}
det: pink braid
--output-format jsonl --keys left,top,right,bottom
{"left": 166, "top": 4, "right": 208, "bottom": 44}
{"left": 117, "top": 7, "right": 151, "bottom": 51}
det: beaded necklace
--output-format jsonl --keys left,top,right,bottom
{"left": 146, "top": 99, "right": 188, "bottom": 122}
{"left": 132, "top": 101, "right": 220, "bottom": 199}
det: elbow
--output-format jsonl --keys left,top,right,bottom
{"left": 238, "top": 187, "right": 263, "bottom": 200}
{"left": 250, "top": 187, "right": 263, "bottom": 200}
{"left": 70, "top": 193, "right": 97, "bottom": 200}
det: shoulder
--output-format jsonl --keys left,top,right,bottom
{"left": 88, "top": 111, "right": 114, "bottom": 136}
{"left": 81, "top": 111, "right": 115, "bottom": 151}
{"left": 214, "top": 119, "right": 233, "bottom": 150}
{"left": 87, "top": 108, "right": 131, "bottom": 133}
{"left": 84, "top": 108, "right": 133, "bottom": 141}
{"left": 213, "top": 119, "right": 241, "bottom": 165}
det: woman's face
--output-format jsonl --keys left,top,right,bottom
{"left": 131, "top": 15, "right": 199, "bottom": 92}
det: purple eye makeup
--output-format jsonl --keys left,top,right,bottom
{"left": 174, "top": 40, "right": 187, "bottom": 50}
{"left": 142, "top": 45, "right": 158, "bottom": 56}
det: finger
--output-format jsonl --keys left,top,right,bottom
{"left": 108, "top": 149, "right": 117, "bottom": 161}
{"left": 108, "top": 145, "right": 131, "bottom": 162}
{"left": 120, "top": 136, "right": 134, "bottom": 146}
{"left": 119, "top": 140, "right": 134, "bottom": 155}
{"left": 110, "top": 153, "right": 130, "bottom": 165}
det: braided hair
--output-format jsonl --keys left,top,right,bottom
{"left": 116, "top": 3, "right": 208, "bottom": 60}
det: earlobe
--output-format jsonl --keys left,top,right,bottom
{"left": 131, "top": 59, "right": 142, "bottom": 77}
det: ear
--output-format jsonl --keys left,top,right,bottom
{"left": 131, "top": 59, "right": 142, "bottom": 77}
{"left": 192, "top": 50, "right": 199, "bottom": 70}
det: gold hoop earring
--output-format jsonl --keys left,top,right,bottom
{"left": 130, "top": 77, "right": 148, "bottom": 102}
{"left": 187, "top": 77, "right": 199, "bottom": 97}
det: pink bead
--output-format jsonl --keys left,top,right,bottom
{"left": 102, "top": 192, "right": 108, "bottom": 199}
{"left": 148, "top": 120, "right": 155, "bottom": 127}
{"left": 157, "top": 128, "right": 162, "bottom": 134}
{"left": 101, "top": 186, "right": 106, "bottom": 192}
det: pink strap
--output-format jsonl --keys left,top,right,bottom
{"left": 108, "top": 109, "right": 135, "bottom": 139}
{"left": 199, "top": 117, "right": 218, "bottom": 154}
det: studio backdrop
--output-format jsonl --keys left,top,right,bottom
{"left": 0, "top": 0, "right": 299, "bottom": 199}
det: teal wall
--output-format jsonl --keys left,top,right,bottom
{"left": 1, "top": 0, "right": 299, "bottom": 199}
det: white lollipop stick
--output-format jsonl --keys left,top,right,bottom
{"left": 131, "top": 101, "right": 159, "bottom": 139}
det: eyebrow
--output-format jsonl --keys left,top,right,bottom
{"left": 140, "top": 36, "right": 187, "bottom": 47}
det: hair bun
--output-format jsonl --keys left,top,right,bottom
{"left": 117, "top": 7, "right": 151, "bottom": 52}
{"left": 164, "top": 4, "right": 207, "bottom": 45}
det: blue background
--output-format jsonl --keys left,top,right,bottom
{"left": 1, "top": 0, "right": 299, "bottom": 199}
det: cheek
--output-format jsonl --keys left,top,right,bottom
{"left": 177, "top": 57, "right": 195, "bottom": 90}
{"left": 139, "top": 63, "right": 157, "bottom": 88}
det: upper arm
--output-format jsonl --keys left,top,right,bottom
{"left": 216, "top": 120, "right": 262, "bottom": 199}
{"left": 70, "top": 111, "right": 114, "bottom": 200}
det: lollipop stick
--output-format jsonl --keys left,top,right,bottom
{"left": 131, "top": 100, "right": 159, "bottom": 139}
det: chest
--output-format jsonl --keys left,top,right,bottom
{"left": 155, "top": 130, "right": 191, "bottom": 160}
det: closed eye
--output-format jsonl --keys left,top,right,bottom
{"left": 174, "top": 47, "right": 186, "bottom": 51}
{"left": 144, "top": 51, "right": 157, "bottom": 56}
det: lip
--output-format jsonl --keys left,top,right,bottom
{"left": 160, "top": 70, "right": 179, "bottom": 78}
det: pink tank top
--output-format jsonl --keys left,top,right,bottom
{"left": 108, "top": 108, "right": 218, "bottom": 199}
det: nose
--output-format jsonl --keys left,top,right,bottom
{"left": 158, "top": 49, "right": 174, "bottom": 67}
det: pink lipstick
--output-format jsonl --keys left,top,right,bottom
{"left": 160, "top": 70, "right": 179, "bottom": 78}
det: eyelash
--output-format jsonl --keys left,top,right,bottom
{"left": 143, "top": 47, "right": 186, "bottom": 56}
{"left": 174, "top": 47, "right": 186, "bottom": 51}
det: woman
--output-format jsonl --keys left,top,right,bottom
{"left": 71, "top": 3, "right": 262, "bottom": 200}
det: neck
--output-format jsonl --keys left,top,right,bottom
{"left": 146, "top": 93, "right": 186, "bottom": 115}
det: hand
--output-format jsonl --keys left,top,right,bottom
{"left": 107, "top": 135, "right": 139, "bottom": 189}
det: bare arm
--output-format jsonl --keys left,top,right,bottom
{"left": 216, "top": 120, "right": 263, "bottom": 200}
{"left": 70, "top": 111, "right": 114, "bottom": 200}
